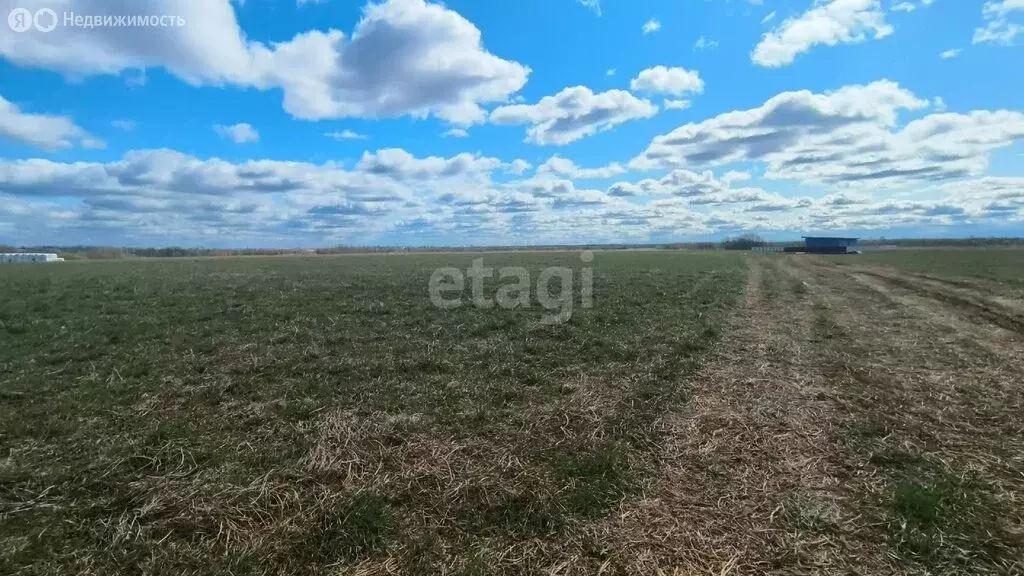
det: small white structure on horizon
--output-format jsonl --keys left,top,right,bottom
{"left": 1, "top": 253, "right": 64, "bottom": 264}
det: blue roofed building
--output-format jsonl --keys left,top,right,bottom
{"left": 802, "top": 237, "right": 860, "bottom": 254}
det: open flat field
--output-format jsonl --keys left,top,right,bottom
{"left": 835, "top": 248, "right": 1024, "bottom": 293}
{"left": 2, "top": 249, "right": 1023, "bottom": 575}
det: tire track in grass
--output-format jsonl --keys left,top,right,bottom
{"left": 788, "top": 256, "right": 1024, "bottom": 574}
{"left": 596, "top": 256, "right": 896, "bottom": 574}
{"left": 843, "top": 265, "right": 1024, "bottom": 334}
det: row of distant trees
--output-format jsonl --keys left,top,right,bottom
{"left": 3, "top": 236, "right": 1022, "bottom": 259}
{"left": 719, "top": 235, "right": 1024, "bottom": 250}
{"left": 721, "top": 234, "right": 767, "bottom": 251}
{"left": 0, "top": 246, "right": 310, "bottom": 259}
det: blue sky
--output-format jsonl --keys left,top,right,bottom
{"left": 0, "top": 0, "right": 1022, "bottom": 247}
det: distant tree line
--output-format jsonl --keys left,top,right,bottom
{"left": 2, "top": 236, "right": 1021, "bottom": 260}
{"left": 721, "top": 234, "right": 767, "bottom": 251}
{"left": 857, "top": 237, "right": 1024, "bottom": 247}
{"left": 0, "top": 246, "right": 312, "bottom": 259}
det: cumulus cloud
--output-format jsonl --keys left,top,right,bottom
{"left": 973, "top": 0, "right": 1024, "bottom": 44}
{"left": 0, "top": 94, "right": 104, "bottom": 150}
{"left": 769, "top": 109, "right": 1024, "bottom": 186}
{"left": 664, "top": 99, "right": 692, "bottom": 110}
{"left": 490, "top": 86, "right": 658, "bottom": 145}
{"left": 629, "top": 78, "right": 1024, "bottom": 193}
{"left": 633, "top": 81, "right": 925, "bottom": 166}
{"left": 508, "top": 159, "right": 532, "bottom": 175}
{"left": 642, "top": 19, "right": 662, "bottom": 34}
{"left": 504, "top": 178, "right": 622, "bottom": 210}
{"left": 0, "top": 147, "right": 560, "bottom": 244}
{"left": 630, "top": 66, "right": 704, "bottom": 96}
{"left": 0, "top": 0, "right": 529, "bottom": 125}
{"left": 694, "top": 36, "right": 719, "bottom": 50}
{"left": 355, "top": 148, "right": 509, "bottom": 182}
{"left": 940, "top": 48, "right": 962, "bottom": 58}
{"left": 537, "top": 155, "right": 626, "bottom": 179}
{"left": 627, "top": 80, "right": 1024, "bottom": 189}
{"left": 723, "top": 171, "right": 752, "bottom": 183}
{"left": 752, "top": 0, "right": 893, "bottom": 67}
{"left": 607, "top": 169, "right": 762, "bottom": 199}
{"left": 1, "top": 148, "right": 1020, "bottom": 244}
{"left": 0, "top": 149, "right": 394, "bottom": 201}
{"left": 442, "top": 128, "right": 469, "bottom": 138}
{"left": 325, "top": 129, "right": 368, "bottom": 140}
{"left": 214, "top": 122, "right": 260, "bottom": 143}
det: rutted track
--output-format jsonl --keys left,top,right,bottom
{"left": 598, "top": 255, "right": 1024, "bottom": 574}
{"left": 843, "top": 265, "right": 1024, "bottom": 334}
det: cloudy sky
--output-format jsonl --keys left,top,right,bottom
{"left": 0, "top": 0, "right": 1022, "bottom": 247}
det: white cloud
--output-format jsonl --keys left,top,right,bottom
{"left": 111, "top": 119, "right": 136, "bottom": 131}
{"left": 752, "top": 0, "right": 893, "bottom": 68}
{"left": 606, "top": 68, "right": 617, "bottom": 76}
{"left": 761, "top": 10, "right": 777, "bottom": 24}
{"left": 490, "top": 86, "right": 658, "bottom": 145}
{"left": 642, "top": 19, "right": 662, "bottom": 34}
{"left": 214, "top": 123, "right": 260, "bottom": 144}
{"left": 608, "top": 169, "right": 752, "bottom": 198}
{"left": 630, "top": 80, "right": 1024, "bottom": 189}
{"left": 973, "top": 0, "right": 1024, "bottom": 44}
{"left": 508, "top": 159, "right": 532, "bottom": 175}
{"left": 940, "top": 48, "right": 962, "bottom": 58}
{"left": 0, "top": 147, "right": 538, "bottom": 235}
{"left": 664, "top": 99, "right": 692, "bottom": 110}
{"left": 0, "top": 94, "right": 104, "bottom": 150}
{"left": 982, "top": 0, "right": 1024, "bottom": 17}
{"left": 355, "top": 148, "right": 512, "bottom": 183}
{"left": 0, "top": 149, "right": 407, "bottom": 203}
{"left": 2, "top": 149, "right": 1021, "bottom": 245}
{"left": 326, "top": 129, "right": 368, "bottom": 140}
{"left": 442, "top": 128, "right": 469, "bottom": 138}
{"left": 576, "top": 0, "right": 602, "bottom": 16}
{"left": 630, "top": 66, "right": 704, "bottom": 96}
{"left": 723, "top": 171, "right": 752, "bottom": 183}
{"left": 694, "top": 36, "right": 719, "bottom": 50}
{"left": 891, "top": 2, "right": 916, "bottom": 12}
{"left": 0, "top": 0, "right": 529, "bottom": 125}
{"left": 633, "top": 80, "right": 928, "bottom": 169}
{"left": 537, "top": 156, "right": 627, "bottom": 179}
{"left": 0, "top": 150, "right": 423, "bottom": 244}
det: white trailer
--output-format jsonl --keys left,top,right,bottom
{"left": 0, "top": 253, "right": 63, "bottom": 264}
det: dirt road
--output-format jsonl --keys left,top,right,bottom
{"left": 600, "top": 255, "right": 1024, "bottom": 574}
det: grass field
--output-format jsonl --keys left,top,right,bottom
{"left": 833, "top": 248, "right": 1024, "bottom": 292}
{"left": 2, "top": 248, "right": 1023, "bottom": 575}
{"left": 0, "top": 252, "right": 747, "bottom": 575}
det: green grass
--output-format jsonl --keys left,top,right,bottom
{"left": 0, "top": 251, "right": 746, "bottom": 575}
{"left": 887, "top": 475, "right": 1006, "bottom": 564}
{"left": 831, "top": 248, "right": 1024, "bottom": 290}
